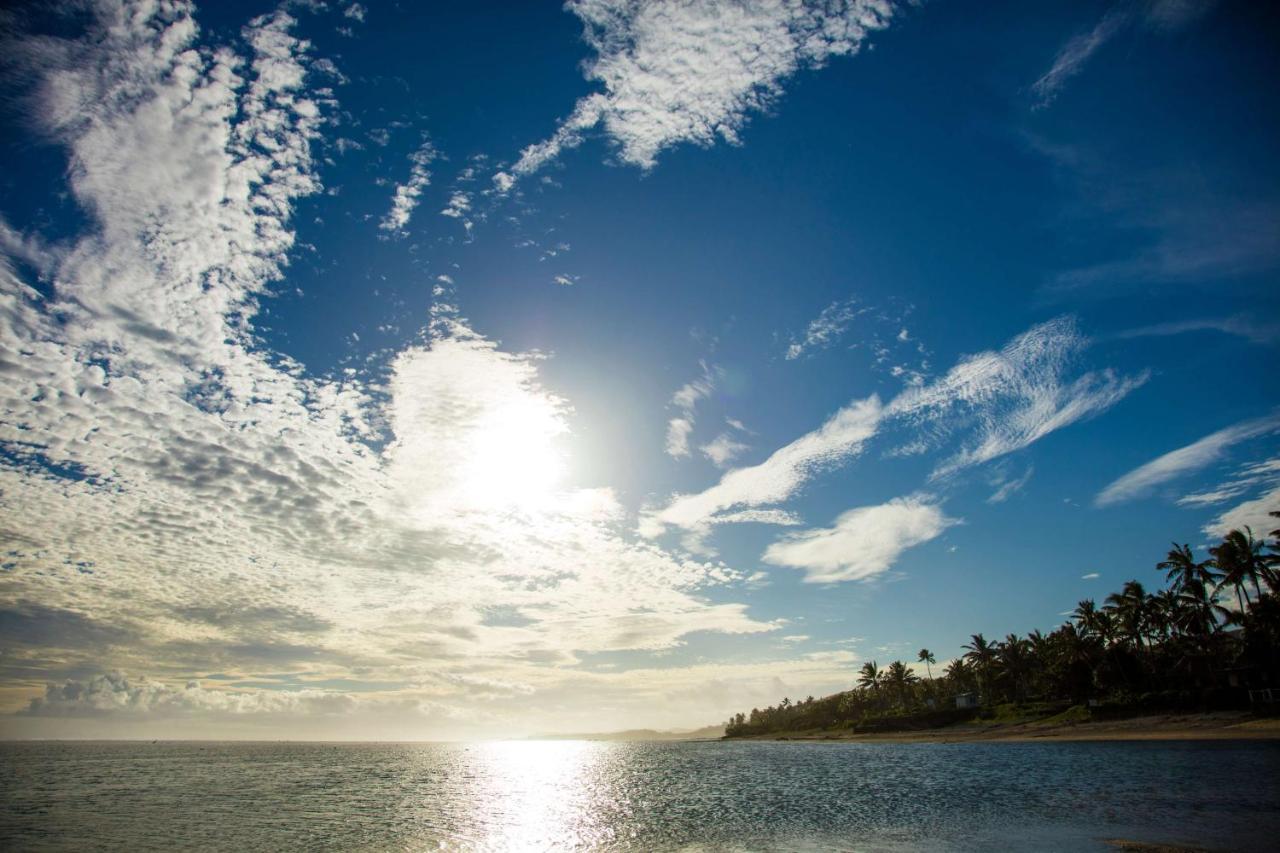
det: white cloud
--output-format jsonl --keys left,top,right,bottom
{"left": 762, "top": 496, "right": 958, "bottom": 583}
{"left": 646, "top": 317, "right": 1143, "bottom": 537}
{"left": 343, "top": 3, "right": 366, "bottom": 22}
{"left": 664, "top": 362, "right": 720, "bottom": 458}
{"left": 381, "top": 139, "right": 437, "bottom": 233}
{"left": 1176, "top": 455, "right": 1280, "bottom": 539}
{"left": 500, "top": 0, "right": 897, "bottom": 186}
{"left": 892, "top": 317, "right": 1148, "bottom": 479}
{"left": 492, "top": 171, "right": 516, "bottom": 193}
{"left": 709, "top": 509, "right": 804, "bottom": 526}
{"left": 1180, "top": 456, "right": 1280, "bottom": 507}
{"left": 645, "top": 395, "right": 884, "bottom": 535}
{"left": 1081, "top": 572, "right": 1100, "bottom": 580}
{"left": 786, "top": 298, "right": 862, "bottom": 359}
{"left": 10, "top": 651, "right": 884, "bottom": 738}
{"left": 1095, "top": 413, "right": 1280, "bottom": 507}
{"left": 1202, "top": 482, "right": 1280, "bottom": 540}
{"left": 665, "top": 417, "right": 695, "bottom": 457}
{"left": 700, "top": 432, "right": 749, "bottom": 467}
{"left": 440, "top": 190, "right": 472, "bottom": 219}
{"left": 24, "top": 672, "right": 359, "bottom": 718}
{"left": 0, "top": 1, "right": 777, "bottom": 734}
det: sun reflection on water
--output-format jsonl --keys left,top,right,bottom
{"left": 465, "top": 740, "right": 621, "bottom": 851}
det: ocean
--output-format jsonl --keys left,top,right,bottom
{"left": 2, "top": 739, "right": 1277, "bottom": 851}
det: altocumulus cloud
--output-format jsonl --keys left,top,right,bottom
{"left": 0, "top": 0, "right": 782, "bottom": 733}
{"left": 495, "top": 0, "right": 899, "bottom": 187}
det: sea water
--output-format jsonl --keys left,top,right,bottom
{"left": 2, "top": 738, "right": 1278, "bottom": 851}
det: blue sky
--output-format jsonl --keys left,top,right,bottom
{"left": 0, "top": 0, "right": 1277, "bottom": 738}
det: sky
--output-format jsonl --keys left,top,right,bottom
{"left": 0, "top": 0, "right": 1277, "bottom": 740}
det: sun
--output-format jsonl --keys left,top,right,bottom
{"left": 459, "top": 394, "right": 568, "bottom": 512}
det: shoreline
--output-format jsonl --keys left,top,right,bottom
{"left": 724, "top": 711, "right": 1280, "bottom": 744}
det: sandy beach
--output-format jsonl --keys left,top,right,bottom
{"left": 730, "top": 711, "right": 1280, "bottom": 744}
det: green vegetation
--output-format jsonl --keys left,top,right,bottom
{"left": 724, "top": 515, "right": 1280, "bottom": 738}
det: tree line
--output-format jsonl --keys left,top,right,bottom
{"left": 724, "top": 514, "right": 1280, "bottom": 738}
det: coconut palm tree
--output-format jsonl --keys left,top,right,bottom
{"left": 962, "top": 633, "right": 997, "bottom": 702}
{"left": 1105, "top": 580, "right": 1149, "bottom": 651}
{"left": 1175, "top": 575, "right": 1229, "bottom": 642}
{"left": 1072, "top": 599, "right": 1100, "bottom": 638}
{"left": 884, "top": 660, "right": 919, "bottom": 708}
{"left": 1212, "top": 527, "right": 1270, "bottom": 610}
{"left": 1094, "top": 607, "right": 1118, "bottom": 647}
{"left": 998, "top": 634, "right": 1032, "bottom": 703}
{"left": 1149, "top": 588, "right": 1181, "bottom": 642}
{"left": 1158, "top": 543, "right": 1218, "bottom": 593}
{"left": 943, "top": 657, "right": 972, "bottom": 692}
{"left": 917, "top": 648, "right": 936, "bottom": 680}
{"left": 856, "top": 660, "right": 882, "bottom": 692}
{"left": 1265, "top": 511, "right": 1280, "bottom": 586}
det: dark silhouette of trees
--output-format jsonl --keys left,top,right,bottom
{"left": 725, "top": 520, "right": 1280, "bottom": 738}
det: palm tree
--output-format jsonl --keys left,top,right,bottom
{"left": 884, "top": 660, "right": 919, "bottom": 709}
{"left": 917, "top": 648, "right": 936, "bottom": 680}
{"left": 1212, "top": 527, "right": 1269, "bottom": 610}
{"left": 1096, "top": 608, "right": 1119, "bottom": 647}
{"left": 1265, "top": 511, "right": 1280, "bottom": 588}
{"left": 1149, "top": 588, "right": 1181, "bottom": 642}
{"left": 1105, "top": 580, "right": 1149, "bottom": 651}
{"left": 1072, "top": 599, "right": 1100, "bottom": 638}
{"left": 856, "top": 660, "right": 882, "bottom": 692}
{"left": 1053, "top": 623, "right": 1097, "bottom": 703}
{"left": 943, "top": 657, "right": 971, "bottom": 690}
{"left": 1158, "top": 543, "right": 1218, "bottom": 593}
{"left": 1175, "top": 575, "right": 1229, "bottom": 642}
{"left": 962, "top": 633, "right": 997, "bottom": 702}
{"left": 998, "top": 634, "right": 1032, "bottom": 703}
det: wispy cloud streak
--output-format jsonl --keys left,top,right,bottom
{"left": 646, "top": 318, "right": 1144, "bottom": 536}
{"left": 1032, "top": 9, "right": 1129, "bottom": 109}
{"left": 381, "top": 139, "right": 437, "bottom": 233}
{"left": 1095, "top": 412, "right": 1280, "bottom": 507}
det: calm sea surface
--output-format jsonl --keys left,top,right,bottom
{"left": 1, "top": 739, "right": 1278, "bottom": 851}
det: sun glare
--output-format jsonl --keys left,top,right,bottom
{"left": 469, "top": 740, "right": 611, "bottom": 849}
{"left": 459, "top": 397, "right": 568, "bottom": 512}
